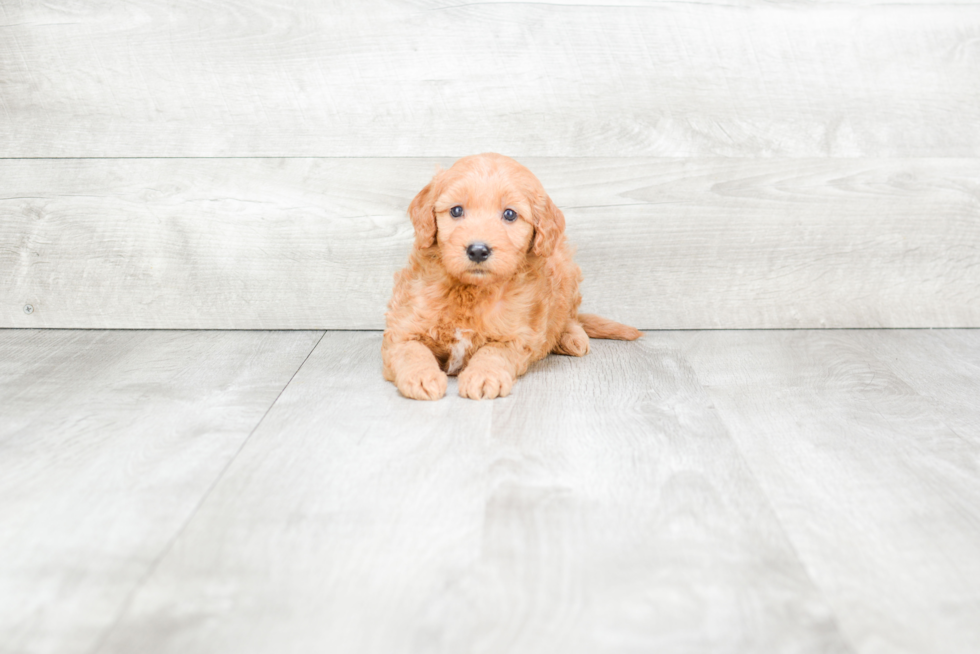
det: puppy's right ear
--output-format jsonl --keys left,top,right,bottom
{"left": 408, "top": 173, "right": 441, "bottom": 249}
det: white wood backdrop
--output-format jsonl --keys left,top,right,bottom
{"left": 3, "top": 0, "right": 979, "bottom": 158}
{"left": 2, "top": 0, "right": 978, "bottom": 328}
{"left": 3, "top": 158, "right": 978, "bottom": 329}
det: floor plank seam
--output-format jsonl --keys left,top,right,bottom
{"left": 690, "top": 374, "right": 862, "bottom": 653}
{"left": 82, "top": 330, "right": 327, "bottom": 654}
{"left": 734, "top": 449, "right": 860, "bottom": 652}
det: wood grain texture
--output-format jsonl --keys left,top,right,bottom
{"left": 95, "top": 332, "right": 852, "bottom": 654}
{"left": 674, "top": 330, "right": 980, "bottom": 654}
{"left": 0, "top": 329, "right": 322, "bottom": 654}
{"left": 851, "top": 330, "right": 980, "bottom": 443}
{"left": 3, "top": 157, "right": 978, "bottom": 329}
{"left": 1, "top": 0, "right": 978, "bottom": 157}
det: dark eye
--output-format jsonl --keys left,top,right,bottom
{"left": 502, "top": 208, "right": 518, "bottom": 222}
{"left": 449, "top": 205, "right": 464, "bottom": 218}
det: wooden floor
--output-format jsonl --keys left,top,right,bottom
{"left": 2, "top": 329, "right": 978, "bottom": 654}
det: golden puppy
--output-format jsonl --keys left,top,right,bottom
{"left": 383, "top": 153, "right": 641, "bottom": 400}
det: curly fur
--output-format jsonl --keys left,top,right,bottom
{"left": 383, "top": 153, "right": 641, "bottom": 400}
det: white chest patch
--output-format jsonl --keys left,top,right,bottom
{"left": 446, "top": 328, "right": 473, "bottom": 376}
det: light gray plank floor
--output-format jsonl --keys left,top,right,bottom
{"left": 2, "top": 329, "right": 978, "bottom": 654}
{"left": 672, "top": 330, "right": 980, "bottom": 654}
{"left": 0, "top": 330, "right": 324, "bottom": 654}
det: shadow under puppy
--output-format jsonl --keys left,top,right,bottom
{"left": 383, "top": 153, "right": 641, "bottom": 400}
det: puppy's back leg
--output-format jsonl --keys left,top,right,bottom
{"left": 552, "top": 319, "right": 590, "bottom": 357}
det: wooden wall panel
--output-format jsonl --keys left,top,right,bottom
{"left": 3, "top": 1, "right": 977, "bottom": 328}
{"left": 3, "top": 157, "right": 977, "bottom": 329}
{"left": 1, "top": 0, "right": 978, "bottom": 157}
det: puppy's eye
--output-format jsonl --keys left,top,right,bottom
{"left": 502, "top": 208, "right": 518, "bottom": 222}
{"left": 449, "top": 205, "right": 464, "bottom": 218}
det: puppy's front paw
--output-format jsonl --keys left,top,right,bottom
{"left": 458, "top": 366, "right": 514, "bottom": 400}
{"left": 398, "top": 367, "right": 448, "bottom": 401}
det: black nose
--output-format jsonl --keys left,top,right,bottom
{"left": 466, "top": 242, "right": 491, "bottom": 263}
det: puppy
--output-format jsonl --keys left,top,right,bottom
{"left": 383, "top": 153, "right": 641, "bottom": 400}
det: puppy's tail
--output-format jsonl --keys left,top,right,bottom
{"left": 578, "top": 313, "right": 643, "bottom": 341}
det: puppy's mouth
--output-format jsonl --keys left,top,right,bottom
{"left": 461, "top": 267, "right": 494, "bottom": 282}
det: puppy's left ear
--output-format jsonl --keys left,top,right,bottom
{"left": 532, "top": 194, "right": 566, "bottom": 258}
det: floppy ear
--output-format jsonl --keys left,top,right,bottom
{"left": 532, "top": 194, "right": 566, "bottom": 258}
{"left": 408, "top": 175, "right": 440, "bottom": 249}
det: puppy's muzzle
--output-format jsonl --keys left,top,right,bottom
{"left": 466, "top": 242, "right": 492, "bottom": 263}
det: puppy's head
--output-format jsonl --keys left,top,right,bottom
{"left": 408, "top": 153, "right": 565, "bottom": 286}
